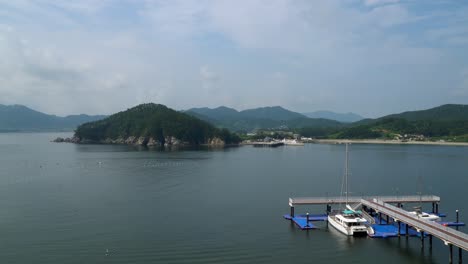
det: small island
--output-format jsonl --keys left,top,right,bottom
{"left": 56, "top": 103, "right": 240, "bottom": 147}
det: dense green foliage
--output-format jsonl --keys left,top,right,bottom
{"left": 383, "top": 104, "right": 468, "bottom": 121}
{"left": 331, "top": 125, "right": 382, "bottom": 139}
{"left": 331, "top": 117, "right": 468, "bottom": 140}
{"left": 324, "top": 104, "right": 468, "bottom": 141}
{"left": 75, "top": 103, "right": 240, "bottom": 144}
{"left": 0, "top": 104, "right": 105, "bottom": 132}
{"left": 294, "top": 127, "right": 341, "bottom": 138}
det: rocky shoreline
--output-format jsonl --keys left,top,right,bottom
{"left": 52, "top": 135, "right": 229, "bottom": 147}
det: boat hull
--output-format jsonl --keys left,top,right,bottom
{"left": 328, "top": 215, "right": 352, "bottom": 236}
{"left": 352, "top": 230, "right": 368, "bottom": 237}
{"left": 328, "top": 215, "right": 372, "bottom": 236}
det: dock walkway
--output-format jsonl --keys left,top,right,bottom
{"left": 289, "top": 195, "right": 440, "bottom": 206}
{"left": 362, "top": 198, "right": 468, "bottom": 251}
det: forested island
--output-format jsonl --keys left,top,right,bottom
{"left": 62, "top": 103, "right": 241, "bottom": 146}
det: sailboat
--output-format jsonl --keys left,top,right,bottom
{"left": 327, "top": 144, "right": 374, "bottom": 236}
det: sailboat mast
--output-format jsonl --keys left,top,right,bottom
{"left": 345, "top": 143, "right": 349, "bottom": 205}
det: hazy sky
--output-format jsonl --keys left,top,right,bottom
{"left": 0, "top": 0, "right": 467, "bottom": 117}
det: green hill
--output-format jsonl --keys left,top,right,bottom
{"left": 382, "top": 104, "right": 468, "bottom": 121}
{"left": 333, "top": 104, "right": 468, "bottom": 141}
{"left": 240, "top": 106, "right": 305, "bottom": 120}
{"left": 187, "top": 106, "right": 240, "bottom": 120}
{"left": 74, "top": 103, "right": 240, "bottom": 146}
{"left": 0, "top": 104, "right": 105, "bottom": 132}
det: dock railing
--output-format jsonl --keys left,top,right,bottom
{"left": 362, "top": 199, "right": 468, "bottom": 251}
{"left": 289, "top": 195, "right": 440, "bottom": 206}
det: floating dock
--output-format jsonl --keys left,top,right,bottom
{"left": 362, "top": 199, "right": 468, "bottom": 251}
{"left": 370, "top": 214, "right": 428, "bottom": 238}
{"left": 285, "top": 195, "right": 466, "bottom": 263}
{"left": 283, "top": 214, "right": 327, "bottom": 230}
{"left": 283, "top": 214, "right": 328, "bottom": 221}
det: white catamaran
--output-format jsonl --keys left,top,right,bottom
{"left": 327, "top": 144, "right": 374, "bottom": 236}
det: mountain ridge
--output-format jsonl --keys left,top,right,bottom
{"left": 185, "top": 106, "right": 341, "bottom": 131}
{"left": 0, "top": 104, "right": 106, "bottom": 132}
{"left": 302, "top": 110, "right": 364, "bottom": 123}
{"left": 332, "top": 104, "right": 468, "bottom": 141}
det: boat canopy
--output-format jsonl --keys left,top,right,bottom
{"left": 342, "top": 210, "right": 362, "bottom": 215}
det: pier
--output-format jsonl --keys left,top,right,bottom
{"left": 285, "top": 194, "right": 466, "bottom": 263}
{"left": 288, "top": 195, "right": 441, "bottom": 217}
{"left": 251, "top": 141, "right": 284, "bottom": 147}
{"left": 289, "top": 195, "right": 440, "bottom": 206}
{"left": 362, "top": 198, "right": 466, "bottom": 263}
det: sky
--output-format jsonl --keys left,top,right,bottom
{"left": 0, "top": 0, "right": 467, "bottom": 118}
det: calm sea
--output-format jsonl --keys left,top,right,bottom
{"left": 0, "top": 133, "right": 466, "bottom": 263}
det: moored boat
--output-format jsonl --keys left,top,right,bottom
{"left": 327, "top": 144, "right": 374, "bottom": 236}
{"left": 408, "top": 211, "right": 441, "bottom": 221}
{"left": 282, "top": 139, "right": 305, "bottom": 146}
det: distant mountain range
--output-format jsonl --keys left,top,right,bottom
{"left": 187, "top": 104, "right": 468, "bottom": 141}
{"left": 3, "top": 103, "right": 468, "bottom": 141}
{"left": 0, "top": 104, "right": 106, "bottom": 132}
{"left": 185, "top": 106, "right": 342, "bottom": 132}
{"left": 302, "top": 111, "right": 364, "bottom": 123}
{"left": 187, "top": 106, "right": 306, "bottom": 121}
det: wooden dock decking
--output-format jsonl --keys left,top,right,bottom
{"left": 289, "top": 195, "right": 440, "bottom": 206}
{"left": 362, "top": 198, "right": 468, "bottom": 251}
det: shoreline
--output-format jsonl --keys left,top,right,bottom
{"left": 314, "top": 139, "right": 468, "bottom": 147}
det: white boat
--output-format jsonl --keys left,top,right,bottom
{"left": 328, "top": 207, "right": 372, "bottom": 236}
{"left": 281, "top": 139, "right": 305, "bottom": 146}
{"left": 408, "top": 211, "right": 441, "bottom": 221}
{"left": 327, "top": 144, "right": 374, "bottom": 236}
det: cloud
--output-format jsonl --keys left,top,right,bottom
{"left": 452, "top": 68, "right": 468, "bottom": 96}
{"left": 140, "top": 0, "right": 209, "bottom": 37}
{"left": 140, "top": 0, "right": 425, "bottom": 54}
{"left": 426, "top": 25, "right": 468, "bottom": 46}
{"left": 200, "top": 66, "right": 219, "bottom": 91}
{"left": 0, "top": 0, "right": 466, "bottom": 116}
{"left": 43, "top": 0, "right": 112, "bottom": 14}
{"left": 364, "top": 0, "right": 400, "bottom": 6}
{"left": 0, "top": 25, "right": 141, "bottom": 114}
{"left": 365, "top": 4, "right": 411, "bottom": 27}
